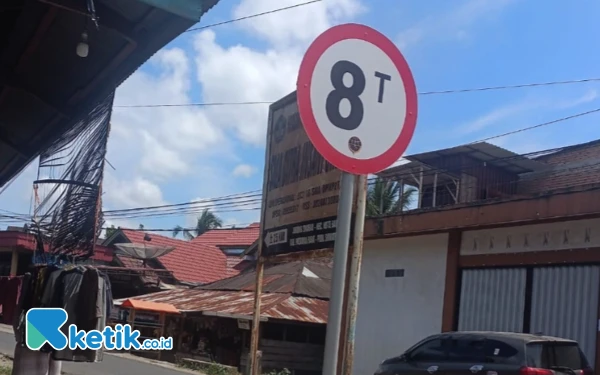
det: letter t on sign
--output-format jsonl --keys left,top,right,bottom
{"left": 375, "top": 71, "right": 391, "bottom": 103}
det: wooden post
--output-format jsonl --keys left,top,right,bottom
{"left": 418, "top": 166, "right": 424, "bottom": 209}
{"left": 256, "top": 350, "right": 262, "bottom": 375}
{"left": 177, "top": 315, "right": 185, "bottom": 352}
{"left": 158, "top": 313, "right": 166, "bottom": 360}
{"left": 10, "top": 248, "right": 18, "bottom": 276}
{"left": 128, "top": 309, "right": 136, "bottom": 355}
{"left": 432, "top": 173, "right": 438, "bottom": 207}
{"left": 399, "top": 179, "right": 404, "bottom": 212}
{"left": 249, "top": 258, "right": 265, "bottom": 375}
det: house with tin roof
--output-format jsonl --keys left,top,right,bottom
{"left": 101, "top": 223, "right": 259, "bottom": 298}
{"left": 115, "top": 259, "right": 331, "bottom": 374}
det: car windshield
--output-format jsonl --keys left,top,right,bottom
{"left": 526, "top": 342, "right": 588, "bottom": 370}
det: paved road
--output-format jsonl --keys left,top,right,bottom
{"left": 0, "top": 330, "right": 192, "bottom": 375}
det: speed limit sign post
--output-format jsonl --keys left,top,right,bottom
{"left": 296, "top": 23, "right": 417, "bottom": 375}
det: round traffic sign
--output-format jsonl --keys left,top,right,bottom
{"left": 297, "top": 23, "right": 418, "bottom": 175}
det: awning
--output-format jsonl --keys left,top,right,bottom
{"left": 121, "top": 298, "right": 180, "bottom": 314}
{"left": 136, "top": 0, "right": 220, "bottom": 21}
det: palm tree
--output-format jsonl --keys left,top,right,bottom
{"left": 105, "top": 225, "right": 118, "bottom": 238}
{"left": 366, "top": 177, "right": 416, "bottom": 216}
{"left": 172, "top": 209, "right": 223, "bottom": 239}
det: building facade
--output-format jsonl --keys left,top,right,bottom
{"left": 353, "top": 140, "right": 600, "bottom": 375}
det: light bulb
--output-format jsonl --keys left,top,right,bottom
{"left": 76, "top": 42, "right": 89, "bottom": 58}
{"left": 76, "top": 32, "right": 89, "bottom": 58}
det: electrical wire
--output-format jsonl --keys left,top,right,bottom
{"left": 4, "top": 109, "right": 600, "bottom": 223}
{"left": 99, "top": 143, "right": 600, "bottom": 221}
{"left": 113, "top": 77, "right": 600, "bottom": 108}
{"left": 4, "top": 139, "right": 597, "bottom": 224}
{"left": 102, "top": 107, "right": 600, "bottom": 219}
{"left": 4, "top": 155, "right": 600, "bottom": 230}
{"left": 472, "top": 107, "right": 600, "bottom": 144}
{"left": 184, "top": 0, "right": 322, "bottom": 33}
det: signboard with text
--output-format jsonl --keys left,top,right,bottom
{"left": 260, "top": 92, "right": 353, "bottom": 257}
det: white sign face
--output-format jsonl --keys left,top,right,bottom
{"left": 297, "top": 23, "right": 418, "bottom": 175}
{"left": 310, "top": 38, "right": 408, "bottom": 160}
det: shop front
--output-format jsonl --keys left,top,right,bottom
{"left": 454, "top": 218, "right": 600, "bottom": 369}
{"left": 118, "top": 298, "right": 180, "bottom": 361}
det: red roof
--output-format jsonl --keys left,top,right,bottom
{"left": 190, "top": 224, "right": 260, "bottom": 247}
{"left": 121, "top": 299, "right": 180, "bottom": 314}
{"left": 0, "top": 231, "right": 113, "bottom": 262}
{"left": 117, "top": 224, "right": 259, "bottom": 284}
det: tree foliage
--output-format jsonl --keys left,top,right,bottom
{"left": 366, "top": 177, "right": 416, "bottom": 216}
{"left": 105, "top": 224, "right": 118, "bottom": 238}
{"left": 172, "top": 209, "right": 223, "bottom": 239}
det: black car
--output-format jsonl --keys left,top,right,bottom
{"left": 375, "top": 331, "right": 594, "bottom": 375}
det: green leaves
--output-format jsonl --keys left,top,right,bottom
{"left": 172, "top": 209, "right": 223, "bottom": 239}
{"left": 366, "top": 177, "right": 415, "bottom": 217}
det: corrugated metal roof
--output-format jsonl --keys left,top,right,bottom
{"left": 407, "top": 142, "right": 548, "bottom": 174}
{"left": 199, "top": 260, "right": 332, "bottom": 299}
{"left": 115, "top": 288, "right": 328, "bottom": 324}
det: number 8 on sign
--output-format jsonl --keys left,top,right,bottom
{"left": 297, "top": 23, "right": 418, "bottom": 175}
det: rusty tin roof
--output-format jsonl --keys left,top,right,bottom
{"left": 115, "top": 288, "right": 328, "bottom": 324}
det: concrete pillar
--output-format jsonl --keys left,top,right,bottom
{"left": 10, "top": 248, "right": 18, "bottom": 276}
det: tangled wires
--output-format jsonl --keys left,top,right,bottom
{"left": 32, "top": 92, "right": 114, "bottom": 259}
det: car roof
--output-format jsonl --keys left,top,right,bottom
{"left": 439, "top": 331, "right": 578, "bottom": 344}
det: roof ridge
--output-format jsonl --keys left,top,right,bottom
{"left": 120, "top": 228, "right": 193, "bottom": 244}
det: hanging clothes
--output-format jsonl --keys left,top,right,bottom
{"left": 11, "top": 264, "right": 113, "bottom": 369}
{"left": 0, "top": 276, "right": 23, "bottom": 324}
{"left": 12, "top": 273, "right": 31, "bottom": 345}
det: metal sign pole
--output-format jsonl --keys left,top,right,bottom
{"left": 322, "top": 172, "right": 356, "bottom": 375}
{"left": 342, "top": 174, "right": 367, "bottom": 375}
{"left": 249, "top": 257, "right": 264, "bottom": 375}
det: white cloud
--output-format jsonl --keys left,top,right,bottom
{"left": 139, "top": 131, "right": 189, "bottom": 179}
{"left": 232, "top": 0, "right": 365, "bottom": 48}
{"left": 111, "top": 48, "right": 226, "bottom": 179}
{"left": 397, "top": 0, "right": 517, "bottom": 49}
{"left": 556, "top": 89, "right": 598, "bottom": 110}
{"left": 459, "top": 89, "right": 600, "bottom": 135}
{"left": 193, "top": 30, "right": 300, "bottom": 145}
{"left": 103, "top": 174, "right": 166, "bottom": 209}
{"left": 192, "top": 0, "right": 365, "bottom": 146}
{"left": 232, "top": 164, "right": 256, "bottom": 178}
{"left": 460, "top": 101, "right": 536, "bottom": 134}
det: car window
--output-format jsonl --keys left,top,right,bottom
{"left": 484, "top": 339, "right": 521, "bottom": 364}
{"left": 410, "top": 338, "right": 447, "bottom": 362}
{"left": 446, "top": 337, "right": 485, "bottom": 362}
{"left": 527, "top": 342, "right": 586, "bottom": 369}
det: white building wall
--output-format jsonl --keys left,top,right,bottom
{"left": 353, "top": 234, "right": 449, "bottom": 375}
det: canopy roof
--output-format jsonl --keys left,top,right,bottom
{"left": 0, "top": 0, "right": 220, "bottom": 188}
{"left": 121, "top": 298, "right": 180, "bottom": 314}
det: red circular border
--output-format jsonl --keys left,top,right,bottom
{"left": 296, "top": 23, "right": 418, "bottom": 175}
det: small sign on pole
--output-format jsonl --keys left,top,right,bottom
{"left": 295, "top": 23, "right": 418, "bottom": 375}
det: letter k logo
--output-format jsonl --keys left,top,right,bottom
{"left": 26, "top": 308, "right": 69, "bottom": 351}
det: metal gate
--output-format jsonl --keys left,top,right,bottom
{"left": 530, "top": 265, "right": 600, "bottom": 366}
{"left": 458, "top": 268, "right": 527, "bottom": 332}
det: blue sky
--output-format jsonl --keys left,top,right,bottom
{"left": 1, "top": 0, "right": 599, "bottom": 234}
